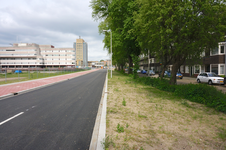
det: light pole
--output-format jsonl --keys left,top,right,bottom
{"left": 103, "top": 30, "right": 112, "bottom": 78}
{"left": 0, "top": 56, "right": 1, "bottom": 73}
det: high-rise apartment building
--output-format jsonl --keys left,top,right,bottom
{"left": 73, "top": 38, "right": 88, "bottom": 67}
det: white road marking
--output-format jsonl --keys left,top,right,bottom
{"left": 0, "top": 112, "right": 24, "bottom": 126}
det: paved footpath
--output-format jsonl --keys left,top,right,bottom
{"left": 0, "top": 69, "right": 99, "bottom": 98}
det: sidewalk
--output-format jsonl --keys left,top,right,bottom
{"left": 0, "top": 69, "right": 99, "bottom": 99}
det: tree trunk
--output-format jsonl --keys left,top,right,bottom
{"left": 169, "top": 56, "right": 186, "bottom": 85}
{"left": 118, "top": 64, "right": 121, "bottom": 71}
{"left": 120, "top": 64, "right": 124, "bottom": 71}
{"left": 128, "top": 55, "right": 133, "bottom": 74}
{"left": 160, "top": 65, "right": 167, "bottom": 80}
{"left": 170, "top": 62, "right": 179, "bottom": 85}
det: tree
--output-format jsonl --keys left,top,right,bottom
{"left": 135, "top": 0, "right": 226, "bottom": 84}
{"left": 90, "top": 0, "right": 141, "bottom": 74}
{"left": 108, "top": 0, "right": 141, "bottom": 74}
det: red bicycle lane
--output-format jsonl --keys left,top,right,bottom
{"left": 0, "top": 69, "right": 99, "bottom": 98}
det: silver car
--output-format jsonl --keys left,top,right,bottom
{"left": 197, "top": 72, "right": 224, "bottom": 85}
{"left": 146, "top": 70, "right": 155, "bottom": 76}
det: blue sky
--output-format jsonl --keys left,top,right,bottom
{"left": 0, "top": 0, "right": 109, "bottom": 61}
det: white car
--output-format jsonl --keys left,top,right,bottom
{"left": 197, "top": 72, "right": 224, "bottom": 85}
{"left": 137, "top": 69, "right": 141, "bottom": 73}
{"left": 146, "top": 70, "right": 155, "bottom": 75}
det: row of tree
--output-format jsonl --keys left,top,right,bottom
{"left": 90, "top": 0, "right": 226, "bottom": 84}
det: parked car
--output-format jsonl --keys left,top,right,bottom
{"left": 164, "top": 71, "right": 171, "bottom": 77}
{"left": 197, "top": 72, "right": 224, "bottom": 85}
{"left": 14, "top": 70, "right": 22, "bottom": 73}
{"left": 146, "top": 70, "right": 155, "bottom": 76}
{"left": 176, "top": 72, "right": 183, "bottom": 79}
{"left": 137, "top": 69, "right": 141, "bottom": 73}
{"left": 141, "top": 70, "right": 147, "bottom": 74}
{"left": 158, "top": 70, "right": 171, "bottom": 77}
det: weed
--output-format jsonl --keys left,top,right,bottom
{"left": 138, "top": 112, "right": 147, "bottom": 119}
{"left": 122, "top": 98, "right": 126, "bottom": 106}
{"left": 192, "top": 115, "right": 198, "bottom": 120}
{"left": 219, "top": 117, "right": 225, "bottom": 120}
{"left": 126, "top": 123, "right": 129, "bottom": 128}
{"left": 114, "top": 88, "right": 119, "bottom": 91}
{"left": 106, "top": 118, "right": 110, "bottom": 128}
{"left": 108, "top": 108, "right": 118, "bottom": 114}
{"left": 101, "top": 135, "right": 115, "bottom": 149}
{"left": 218, "top": 127, "right": 226, "bottom": 140}
{"left": 117, "top": 123, "right": 124, "bottom": 133}
{"left": 181, "top": 100, "right": 192, "bottom": 108}
{"left": 116, "top": 134, "right": 119, "bottom": 140}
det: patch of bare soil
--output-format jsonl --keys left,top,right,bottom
{"left": 106, "top": 71, "right": 226, "bottom": 150}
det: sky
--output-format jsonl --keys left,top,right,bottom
{"left": 0, "top": 0, "right": 109, "bottom": 61}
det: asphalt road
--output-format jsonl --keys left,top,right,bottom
{"left": 0, "top": 69, "right": 107, "bottom": 150}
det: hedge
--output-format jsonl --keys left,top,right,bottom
{"left": 134, "top": 76, "right": 226, "bottom": 113}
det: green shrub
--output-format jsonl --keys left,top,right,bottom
{"left": 174, "top": 84, "right": 226, "bottom": 113}
{"left": 132, "top": 74, "right": 226, "bottom": 113}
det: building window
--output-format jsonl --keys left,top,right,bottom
{"left": 212, "top": 47, "right": 218, "bottom": 55}
{"left": 185, "top": 66, "right": 189, "bottom": 73}
{"left": 195, "top": 65, "right": 200, "bottom": 74}
{"left": 220, "top": 65, "right": 225, "bottom": 74}
{"left": 180, "top": 65, "right": 184, "bottom": 73}
{"left": 211, "top": 65, "right": 218, "bottom": 74}
{"left": 221, "top": 46, "right": 224, "bottom": 54}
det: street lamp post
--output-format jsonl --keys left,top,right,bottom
{"left": 103, "top": 30, "right": 112, "bottom": 78}
{"left": 0, "top": 57, "right": 1, "bottom": 73}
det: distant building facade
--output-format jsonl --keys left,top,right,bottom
{"left": 39, "top": 45, "right": 75, "bottom": 68}
{"left": 73, "top": 38, "right": 88, "bottom": 67}
{"left": 139, "top": 42, "right": 226, "bottom": 77}
{"left": 101, "top": 60, "right": 111, "bottom": 68}
{"left": 0, "top": 43, "right": 76, "bottom": 69}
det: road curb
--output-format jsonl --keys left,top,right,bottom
{"left": 89, "top": 70, "right": 108, "bottom": 150}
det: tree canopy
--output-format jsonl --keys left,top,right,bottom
{"left": 90, "top": 0, "right": 226, "bottom": 84}
{"left": 134, "top": 0, "right": 226, "bottom": 84}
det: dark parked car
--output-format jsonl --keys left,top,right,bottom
{"left": 159, "top": 71, "right": 171, "bottom": 77}
{"left": 176, "top": 72, "right": 183, "bottom": 79}
{"left": 164, "top": 71, "right": 171, "bottom": 77}
{"left": 141, "top": 70, "right": 147, "bottom": 74}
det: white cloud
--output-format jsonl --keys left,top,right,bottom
{"left": 0, "top": 0, "right": 109, "bottom": 61}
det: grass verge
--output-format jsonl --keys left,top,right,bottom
{"left": 105, "top": 71, "right": 226, "bottom": 150}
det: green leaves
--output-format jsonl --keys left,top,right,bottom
{"left": 134, "top": 0, "right": 226, "bottom": 84}
{"left": 90, "top": 0, "right": 141, "bottom": 72}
